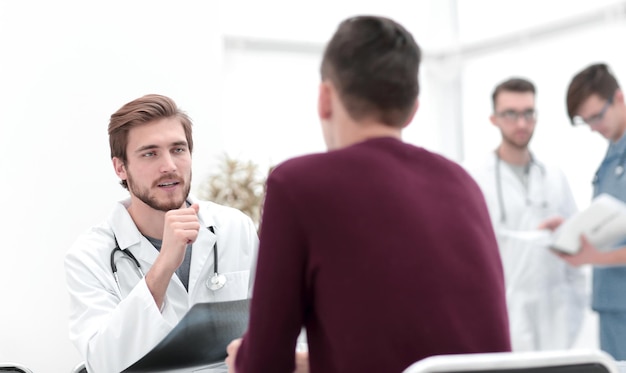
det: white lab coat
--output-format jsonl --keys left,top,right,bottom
{"left": 64, "top": 196, "right": 259, "bottom": 373}
{"left": 464, "top": 152, "right": 587, "bottom": 351}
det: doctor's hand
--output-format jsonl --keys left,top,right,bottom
{"left": 537, "top": 216, "right": 565, "bottom": 232}
{"left": 159, "top": 203, "right": 201, "bottom": 271}
{"left": 146, "top": 203, "right": 200, "bottom": 309}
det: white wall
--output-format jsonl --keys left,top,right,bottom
{"left": 0, "top": 1, "right": 224, "bottom": 371}
{"left": 458, "top": 0, "right": 626, "bottom": 210}
{"left": 456, "top": 0, "right": 626, "bottom": 350}
{"left": 1, "top": 0, "right": 624, "bottom": 371}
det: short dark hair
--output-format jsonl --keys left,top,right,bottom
{"left": 108, "top": 94, "right": 193, "bottom": 189}
{"left": 491, "top": 78, "right": 536, "bottom": 111}
{"left": 566, "top": 63, "right": 619, "bottom": 124}
{"left": 320, "top": 15, "right": 421, "bottom": 127}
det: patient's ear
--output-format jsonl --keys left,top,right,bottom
{"left": 402, "top": 99, "right": 419, "bottom": 128}
{"left": 318, "top": 82, "right": 332, "bottom": 120}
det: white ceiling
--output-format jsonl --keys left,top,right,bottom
{"left": 218, "top": 0, "right": 626, "bottom": 54}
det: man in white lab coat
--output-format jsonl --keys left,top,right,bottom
{"left": 64, "top": 94, "right": 259, "bottom": 373}
{"left": 464, "top": 78, "right": 587, "bottom": 351}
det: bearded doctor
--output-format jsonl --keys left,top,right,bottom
{"left": 64, "top": 94, "right": 259, "bottom": 373}
{"left": 464, "top": 78, "right": 587, "bottom": 351}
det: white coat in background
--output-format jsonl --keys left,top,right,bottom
{"left": 464, "top": 152, "right": 587, "bottom": 351}
{"left": 64, "top": 195, "right": 259, "bottom": 373}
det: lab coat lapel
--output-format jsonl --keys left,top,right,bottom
{"left": 188, "top": 206, "right": 217, "bottom": 297}
{"left": 109, "top": 201, "right": 159, "bottom": 265}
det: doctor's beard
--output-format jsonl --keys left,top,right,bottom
{"left": 127, "top": 172, "right": 192, "bottom": 212}
{"left": 502, "top": 130, "right": 534, "bottom": 150}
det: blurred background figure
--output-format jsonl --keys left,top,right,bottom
{"left": 464, "top": 77, "right": 587, "bottom": 351}
{"left": 561, "top": 63, "right": 626, "bottom": 360}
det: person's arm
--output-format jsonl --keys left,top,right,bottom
{"left": 226, "top": 339, "right": 309, "bottom": 373}
{"left": 232, "top": 172, "right": 309, "bottom": 373}
{"left": 65, "top": 204, "right": 200, "bottom": 372}
{"left": 145, "top": 203, "right": 200, "bottom": 308}
{"left": 556, "top": 235, "right": 626, "bottom": 266}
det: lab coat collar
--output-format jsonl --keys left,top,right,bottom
{"left": 108, "top": 198, "right": 145, "bottom": 253}
{"left": 187, "top": 195, "right": 217, "bottom": 229}
{"left": 107, "top": 196, "right": 218, "bottom": 295}
{"left": 186, "top": 195, "right": 220, "bottom": 296}
{"left": 490, "top": 148, "right": 544, "bottom": 171}
{"left": 107, "top": 199, "right": 161, "bottom": 269}
{"left": 108, "top": 195, "right": 218, "bottom": 245}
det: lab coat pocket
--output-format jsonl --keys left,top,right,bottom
{"left": 203, "top": 270, "right": 250, "bottom": 302}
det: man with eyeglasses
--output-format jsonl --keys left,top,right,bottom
{"left": 560, "top": 63, "right": 626, "bottom": 360}
{"left": 464, "top": 77, "right": 586, "bottom": 352}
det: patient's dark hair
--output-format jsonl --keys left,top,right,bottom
{"left": 320, "top": 15, "right": 421, "bottom": 127}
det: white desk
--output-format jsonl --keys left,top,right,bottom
{"left": 158, "top": 361, "right": 227, "bottom": 372}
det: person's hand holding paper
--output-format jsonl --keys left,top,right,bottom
{"left": 498, "top": 227, "right": 554, "bottom": 247}
{"left": 551, "top": 193, "right": 626, "bottom": 255}
{"left": 496, "top": 215, "right": 566, "bottom": 248}
{"left": 556, "top": 235, "right": 608, "bottom": 266}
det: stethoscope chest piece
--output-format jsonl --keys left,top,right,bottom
{"left": 207, "top": 273, "right": 227, "bottom": 291}
{"left": 616, "top": 165, "right": 624, "bottom": 177}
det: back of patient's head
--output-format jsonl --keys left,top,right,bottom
{"left": 566, "top": 63, "right": 620, "bottom": 124}
{"left": 320, "top": 15, "right": 421, "bottom": 127}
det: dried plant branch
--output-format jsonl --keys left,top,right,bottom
{"left": 197, "top": 153, "right": 268, "bottom": 228}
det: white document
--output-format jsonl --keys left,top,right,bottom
{"left": 498, "top": 228, "right": 554, "bottom": 246}
{"left": 551, "top": 193, "right": 626, "bottom": 254}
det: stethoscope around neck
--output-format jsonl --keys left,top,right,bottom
{"left": 494, "top": 151, "right": 548, "bottom": 223}
{"left": 110, "top": 225, "right": 226, "bottom": 293}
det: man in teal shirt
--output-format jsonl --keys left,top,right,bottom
{"left": 561, "top": 63, "right": 626, "bottom": 360}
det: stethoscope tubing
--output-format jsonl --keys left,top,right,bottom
{"left": 494, "top": 152, "right": 547, "bottom": 223}
{"left": 110, "top": 240, "right": 145, "bottom": 292}
{"left": 110, "top": 225, "right": 224, "bottom": 293}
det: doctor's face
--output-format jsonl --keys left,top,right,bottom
{"left": 490, "top": 91, "right": 536, "bottom": 150}
{"left": 116, "top": 117, "right": 192, "bottom": 212}
{"left": 574, "top": 92, "right": 625, "bottom": 142}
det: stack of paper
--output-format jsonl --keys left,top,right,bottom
{"left": 551, "top": 193, "right": 626, "bottom": 254}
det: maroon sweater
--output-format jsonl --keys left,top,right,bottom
{"left": 236, "top": 137, "right": 511, "bottom": 373}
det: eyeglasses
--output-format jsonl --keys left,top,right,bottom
{"left": 573, "top": 96, "right": 614, "bottom": 127}
{"left": 495, "top": 109, "right": 537, "bottom": 123}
